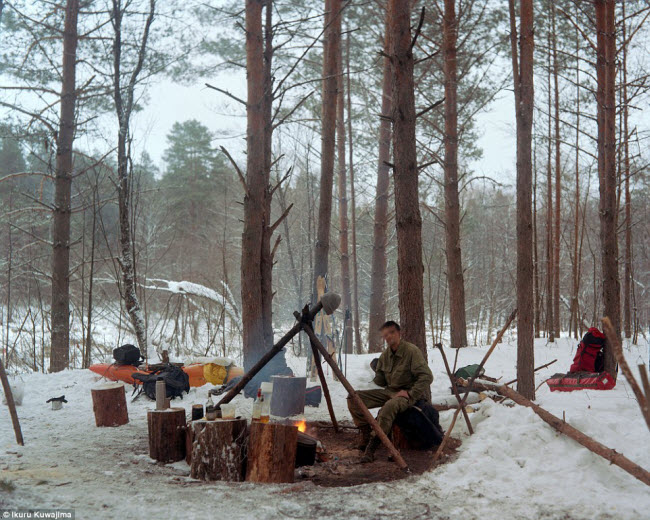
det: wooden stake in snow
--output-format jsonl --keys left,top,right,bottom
{"left": 435, "top": 343, "right": 474, "bottom": 434}
{"left": 602, "top": 316, "right": 650, "bottom": 431}
{"left": 433, "top": 309, "right": 517, "bottom": 462}
{"left": 458, "top": 378, "right": 650, "bottom": 488}
{"left": 301, "top": 323, "right": 409, "bottom": 471}
{"left": 0, "top": 357, "right": 24, "bottom": 445}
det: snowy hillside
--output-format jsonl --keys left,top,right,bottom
{"left": 1, "top": 337, "right": 649, "bottom": 520}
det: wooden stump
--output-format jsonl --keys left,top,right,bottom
{"left": 91, "top": 383, "right": 129, "bottom": 427}
{"left": 270, "top": 375, "right": 306, "bottom": 417}
{"left": 190, "top": 418, "right": 248, "bottom": 481}
{"left": 246, "top": 422, "right": 297, "bottom": 483}
{"left": 147, "top": 408, "right": 186, "bottom": 463}
{"left": 391, "top": 424, "right": 411, "bottom": 450}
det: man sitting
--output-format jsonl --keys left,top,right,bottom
{"left": 347, "top": 320, "right": 433, "bottom": 462}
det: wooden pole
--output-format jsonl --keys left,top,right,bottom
{"left": 301, "top": 323, "right": 409, "bottom": 471}
{"left": 435, "top": 343, "right": 474, "bottom": 434}
{"left": 308, "top": 338, "right": 339, "bottom": 432}
{"left": 433, "top": 309, "right": 517, "bottom": 461}
{"left": 0, "top": 357, "right": 23, "bottom": 445}
{"left": 459, "top": 379, "right": 650, "bottom": 487}
{"left": 602, "top": 316, "right": 650, "bottom": 431}
{"left": 504, "top": 359, "right": 558, "bottom": 386}
{"left": 216, "top": 301, "right": 326, "bottom": 408}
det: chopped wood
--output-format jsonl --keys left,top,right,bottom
{"left": 147, "top": 408, "right": 186, "bottom": 463}
{"left": 246, "top": 422, "right": 297, "bottom": 483}
{"left": 91, "top": 383, "right": 129, "bottom": 427}
{"left": 190, "top": 418, "right": 247, "bottom": 481}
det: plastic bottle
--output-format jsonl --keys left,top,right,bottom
{"left": 252, "top": 388, "right": 262, "bottom": 422}
{"left": 260, "top": 393, "right": 270, "bottom": 424}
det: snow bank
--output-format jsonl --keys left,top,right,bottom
{"left": 1, "top": 337, "right": 649, "bottom": 519}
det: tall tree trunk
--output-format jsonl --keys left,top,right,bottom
{"left": 545, "top": 37, "right": 554, "bottom": 342}
{"left": 368, "top": 10, "right": 392, "bottom": 353}
{"left": 242, "top": 0, "right": 267, "bottom": 371}
{"left": 533, "top": 149, "right": 540, "bottom": 338}
{"left": 621, "top": 3, "right": 632, "bottom": 340}
{"left": 260, "top": 0, "right": 274, "bottom": 352}
{"left": 571, "top": 23, "right": 581, "bottom": 340}
{"left": 552, "top": 2, "right": 561, "bottom": 338}
{"left": 50, "top": 0, "right": 79, "bottom": 372}
{"left": 346, "top": 33, "right": 363, "bottom": 354}
{"left": 389, "top": 0, "right": 427, "bottom": 360}
{"left": 443, "top": 0, "right": 468, "bottom": 349}
{"left": 509, "top": 0, "right": 535, "bottom": 399}
{"left": 336, "top": 35, "right": 353, "bottom": 354}
{"left": 313, "top": 0, "right": 342, "bottom": 301}
{"left": 595, "top": 0, "right": 620, "bottom": 373}
{"left": 83, "top": 187, "right": 97, "bottom": 368}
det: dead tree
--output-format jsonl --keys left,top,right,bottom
{"left": 595, "top": 0, "right": 620, "bottom": 374}
{"left": 368, "top": 7, "right": 392, "bottom": 354}
{"left": 443, "top": 0, "right": 468, "bottom": 349}
{"left": 389, "top": 1, "right": 427, "bottom": 359}
{"left": 50, "top": 0, "right": 79, "bottom": 373}
{"left": 111, "top": 0, "right": 154, "bottom": 353}
{"left": 509, "top": 0, "right": 535, "bottom": 399}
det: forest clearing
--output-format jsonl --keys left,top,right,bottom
{"left": 1, "top": 0, "right": 649, "bottom": 518}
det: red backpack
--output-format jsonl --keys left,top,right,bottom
{"left": 569, "top": 327, "right": 606, "bottom": 373}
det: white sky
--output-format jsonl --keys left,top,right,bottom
{"left": 133, "top": 72, "right": 518, "bottom": 188}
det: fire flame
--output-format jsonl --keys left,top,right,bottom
{"left": 296, "top": 420, "right": 307, "bottom": 433}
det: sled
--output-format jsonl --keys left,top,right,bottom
{"left": 546, "top": 371, "right": 616, "bottom": 392}
{"left": 89, "top": 361, "right": 244, "bottom": 388}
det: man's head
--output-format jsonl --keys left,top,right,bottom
{"left": 380, "top": 320, "right": 401, "bottom": 349}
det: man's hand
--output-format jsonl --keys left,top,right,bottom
{"left": 394, "top": 390, "right": 410, "bottom": 399}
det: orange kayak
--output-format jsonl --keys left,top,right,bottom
{"left": 89, "top": 362, "right": 244, "bottom": 387}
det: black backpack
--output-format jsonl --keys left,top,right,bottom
{"left": 113, "top": 344, "right": 144, "bottom": 366}
{"left": 131, "top": 365, "right": 190, "bottom": 400}
{"left": 394, "top": 399, "right": 445, "bottom": 450}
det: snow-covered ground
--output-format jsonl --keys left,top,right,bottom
{"left": 1, "top": 337, "right": 649, "bottom": 519}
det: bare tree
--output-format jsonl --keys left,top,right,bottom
{"left": 368, "top": 6, "right": 392, "bottom": 354}
{"left": 50, "top": 0, "right": 79, "bottom": 372}
{"left": 389, "top": 1, "right": 427, "bottom": 359}
{"left": 313, "top": 0, "right": 342, "bottom": 301}
{"left": 594, "top": 0, "right": 619, "bottom": 373}
{"left": 509, "top": 0, "right": 535, "bottom": 399}
{"left": 442, "top": 0, "right": 468, "bottom": 349}
{"left": 111, "top": 0, "right": 155, "bottom": 353}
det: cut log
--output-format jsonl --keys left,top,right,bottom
{"left": 91, "top": 382, "right": 129, "bottom": 427}
{"left": 458, "top": 378, "right": 650, "bottom": 487}
{"left": 246, "top": 422, "right": 297, "bottom": 483}
{"left": 190, "top": 418, "right": 247, "bottom": 481}
{"left": 270, "top": 375, "right": 306, "bottom": 417}
{"left": 147, "top": 408, "right": 186, "bottom": 463}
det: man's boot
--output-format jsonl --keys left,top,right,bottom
{"left": 354, "top": 425, "right": 371, "bottom": 450}
{"left": 360, "top": 435, "right": 381, "bottom": 463}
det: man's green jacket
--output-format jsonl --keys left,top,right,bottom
{"left": 372, "top": 339, "right": 433, "bottom": 401}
